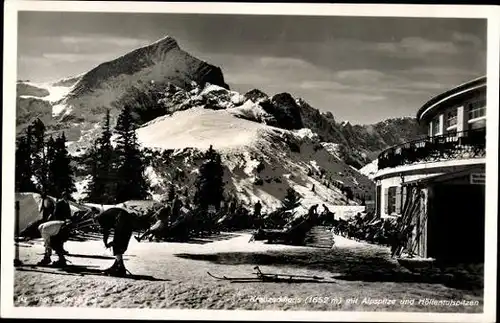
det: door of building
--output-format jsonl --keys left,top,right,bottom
{"left": 427, "top": 183, "right": 485, "bottom": 263}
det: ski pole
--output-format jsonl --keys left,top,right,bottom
{"left": 14, "top": 201, "right": 22, "bottom": 266}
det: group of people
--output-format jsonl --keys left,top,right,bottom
{"left": 33, "top": 193, "right": 187, "bottom": 277}
{"left": 134, "top": 197, "right": 184, "bottom": 242}
{"left": 29, "top": 193, "right": 340, "bottom": 276}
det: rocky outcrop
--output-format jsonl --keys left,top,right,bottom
{"left": 269, "top": 93, "right": 304, "bottom": 130}
{"left": 244, "top": 89, "right": 269, "bottom": 103}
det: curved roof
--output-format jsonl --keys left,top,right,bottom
{"left": 416, "top": 75, "right": 486, "bottom": 122}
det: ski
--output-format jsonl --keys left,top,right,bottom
{"left": 253, "top": 266, "right": 324, "bottom": 280}
{"left": 207, "top": 271, "right": 327, "bottom": 283}
{"left": 16, "top": 263, "right": 129, "bottom": 278}
{"left": 207, "top": 271, "right": 262, "bottom": 281}
{"left": 253, "top": 272, "right": 324, "bottom": 280}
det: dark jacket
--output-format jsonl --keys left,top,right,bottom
{"left": 50, "top": 199, "right": 71, "bottom": 221}
{"left": 96, "top": 207, "right": 135, "bottom": 255}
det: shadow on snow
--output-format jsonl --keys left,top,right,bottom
{"left": 174, "top": 247, "right": 483, "bottom": 291}
{"left": 16, "top": 264, "right": 168, "bottom": 282}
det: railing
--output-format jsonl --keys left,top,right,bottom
{"left": 378, "top": 128, "right": 486, "bottom": 170}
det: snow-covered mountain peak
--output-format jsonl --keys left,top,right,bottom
{"left": 147, "top": 35, "right": 180, "bottom": 51}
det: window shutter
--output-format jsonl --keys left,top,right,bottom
{"left": 395, "top": 186, "right": 402, "bottom": 214}
{"left": 401, "top": 186, "right": 408, "bottom": 215}
{"left": 383, "top": 188, "right": 389, "bottom": 215}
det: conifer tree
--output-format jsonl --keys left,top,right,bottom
{"left": 194, "top": 145, "right": 225, "bottom": 211}
{"left": 30, "top": 118, "right": 49, "bottom": 193}
{"left": 51, "top": 133, "right": 76, "bottom": 199}
{"left": 85, "top": 109, "right": 119, "bottom": 203}
{"left": 97, "top": 109, "right": 117, "bottom": 202}
{"left": 84, "top": 145, "right": 101, "bottom": 202}
{"left": 46, "top": 135, "right": 57, "bottom": 196}
{"left": 15, "top": 127, "right": 36, "bottom": 192}
{"left": 114, "top": 105, "right": 149, "bottom": 202}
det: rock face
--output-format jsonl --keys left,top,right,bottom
{"left": 244, "top": 89, "right": 269, "bottom": 103}
{"left": 56, "top": 36, "right": 229, "bottom": 122}
{"left": 296, "top": 97, "right": 427, "bottom": 166}
{"left": 269, "top": 93, "right": 304, "bottom": 130}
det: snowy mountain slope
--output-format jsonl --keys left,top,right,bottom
{"left": 137, "top": 107, "right": 270, "bottom": 151}
{"left": 135, "top": 106, "right": 375, "bottom": 213}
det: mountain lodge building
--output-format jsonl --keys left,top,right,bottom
{"left": 373, "top": 76, "right": 486, "bottom": 263}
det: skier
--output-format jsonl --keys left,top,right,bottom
{"left": 19, "top": 193, "right": 55, "bottom": 238}
{"left": 135, "top": 204, "right": 171, "bottom": 242}
{"left": 37, "top": 219, "right": 72, "bottom": 266}
{"left": 95, "top": 207, "right": 138, "bottom": 277}
{"left": 50, "top": 193, "right": 72, "bottom": 254}
{"left": 37, "top": 193, "right": 73, "bottom": 266}
{"left": 50, "top": 193, "right": 72, "bottom": 222}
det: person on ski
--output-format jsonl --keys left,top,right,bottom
{"left": 50, "top": 193, "right": 72, "bottom": 254}
{"left": 36, "top": 192, "right": 75, "bottom": 266}
{"left": 95, "top": 206, "right": 138, "bottom": 277}
{"left": 135, "top": 204, "right": 171, "bottom": 242}
{"left": 19, "top": 192, "right": 55, "bottom": 238}
{"left": 50, "top": 193, "right": 72, "bottom": 222}
{"left": 36, "top": 194, "right": 72, "bottom": 264}
{"left": 37, "top": 218, "right": 72, "bottom": 266}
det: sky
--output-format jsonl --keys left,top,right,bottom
{"left": 17, "top": 12, "right": 486, "bottom": 124}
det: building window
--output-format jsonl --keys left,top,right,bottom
{"left": 446, "top": 109, "right": 457, "bottom": 128}
{"left": 468, "top": 100, "right": 486, "bottom": 120}
{"left": 469, "top": 118, "right": 486, "bottom": 130}
{"left": 431, "top": 117, "right": 440, "bottom": 136}
{"left": 387, "top": 186, "right": 398, "bottom": 215}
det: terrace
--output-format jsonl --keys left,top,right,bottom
{"left": 377, "top": 128, "right": 486, "bottom": 170}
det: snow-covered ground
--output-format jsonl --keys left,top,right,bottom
{"left": 136, "top": 107, "right": 270, "bottom": 151}
{"left": 14, "top": 232, "right": 483, "bottom": 311}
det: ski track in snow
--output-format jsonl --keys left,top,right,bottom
{"left": 14, "top": 233, "right": 483, "bottom": 311}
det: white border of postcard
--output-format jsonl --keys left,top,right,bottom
{"left": 2, "top": 1, "right": 499, "bottom": 322}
